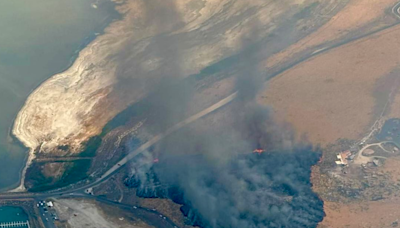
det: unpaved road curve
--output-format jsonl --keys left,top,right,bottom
{"left": 393, "top": 1, "right": 400, "bottom": 19}
{"left": 354, "top": 141, "right": 397, "bottom": 164}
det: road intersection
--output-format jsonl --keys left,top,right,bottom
{"left": 3, "top": 1, "right": 400, "bottom": 227}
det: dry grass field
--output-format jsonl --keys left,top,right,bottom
{"left": 320, "top": 199, "right": 400, "bottom": 228}
{"left": 258, "top": 1, "right": 400, "bottom": 226}
{"left": 265, "top": 0, "right": 399, "bottom": 69}
{"left": 261, "top": 23, "right": 400, "bottom": 146}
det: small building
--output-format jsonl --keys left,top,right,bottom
{"left": 47, "top": 201, "right": 54, "bottom": 207}
{"left": 335, "top": 150, "right": 351, "bottom": 165}
{"left": 372, "top": 159, "right": 381, "bottom": 167}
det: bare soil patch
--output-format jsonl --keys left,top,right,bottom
{"left": 260, "top": 24, "right": 400, "bottom": 145}
{"left": 54, "top": 198, "right": 154, "bottom": 228}
{"left": 266, "top": 0, "right": 399, "bottom": 69}
{"left": 380, "top": 157, "right": 400, "bottom": 182}
{"left": 320, "top": 199, "right": 400, "bottom": 228}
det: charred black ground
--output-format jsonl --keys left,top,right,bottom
{"left": 125, "top": 147, "right": 323, "bottom": 227}
{"left": 123, "top": 82, "right": 325, "bottom": 227}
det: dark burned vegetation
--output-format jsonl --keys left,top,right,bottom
{"left": 124, "top": 150, "right": 324, "bottom": 228}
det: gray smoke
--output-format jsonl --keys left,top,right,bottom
{"left": 125, "top": 53, "right": 324, "bottom": 227}
{"left": 147, "top": 65, "right": 323, "bottom": 227}
{"left": 120, "top": 1, "right": 324, "bottom": 227}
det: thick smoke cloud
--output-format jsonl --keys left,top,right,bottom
{"left": 121, "top": 1, "right": 324, "bottom": 227}
{"left": 125, "top": 65, "right": 325, "bottom": 227}
{"left": 156, "top": 151, "right": 323, "bottom": 228}
{"left": 126, "top": 99, "right": 324, "bottom": 227}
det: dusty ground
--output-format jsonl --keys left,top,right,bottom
{"left": 91, "top": 170, "right": 194, "bottom": 228}
{"left": 261, "top": 23, "right": 400, "bottom": 146}
{"left": 379, "top": 157, "right": 400, "bottom": 183}
{"left": 387, "top": 74, "right": 400, "bottom": 118}
{"left": 265, "top": 0, "right": 399, "bottom": 69}
{"left": 312, "top": 153, "right": 400, "bottom": 228}
{"left": 320, "top": 199, "right": 400, "bottom": 228}
{"left": 54, "top": 198, "right": 155, "bottom": 228}
{"left": 258, "top": 1, "right": 400, "bottom": 227}
{"left": 138, "top": 198, "right": 190, "bottom": 228}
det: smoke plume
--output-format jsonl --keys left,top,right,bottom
{"left": 121, "top": 2, "right": 324, "bottom": 227}
{"left": 124, "top": 57, "right": 324, "bottom": 228}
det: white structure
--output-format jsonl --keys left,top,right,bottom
{"left": 0, "top": 221, "right": 30, "bottom": 227}
{"left": 335, "top": 150, "right": 351, "bottom": 165}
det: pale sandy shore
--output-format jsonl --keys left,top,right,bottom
{"left": 10, "top": 2, "right": 128, "bottom": 191}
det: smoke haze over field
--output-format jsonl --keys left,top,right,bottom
{"left": 127, "top": 97, "right": 324, "bottom": 227}
{"left": 120, "top": 1, "right": 325, "bottom": 227}
{"left": 125, "top": 57, "right": 325, "bottom": 227}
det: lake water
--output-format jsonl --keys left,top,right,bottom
{"left": 0, "top": 0, "right": 119, "bottom": 191}
{"left": 0, "top": 207, "right": 28, "bottom": 223}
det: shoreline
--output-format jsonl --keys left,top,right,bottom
{"left": 8, "top": 1, "right": 122, "bottom": 192}
{"left": 8, "top": 0, "right": 335, "bottom": 193}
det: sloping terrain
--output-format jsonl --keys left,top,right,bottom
{"left": 54, "top": 198, "right": 162, "bottom": 228}
{"left": 14, "top": 0, "right": 317, "bottom": 155}
{"left": 261, "top": 13, "right": 400, "bottom": 145}
{"left": 265, "top": 0, "right": 399, "bottom": 69}
{"left": 258, "top": 1, "right": 400, "bottom": 227}
{"left": 13, "top": 0, "right": 346, "bottom": 191}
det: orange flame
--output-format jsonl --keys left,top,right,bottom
{"left": 253, "top": 149, "right": 265, "bottom": 154}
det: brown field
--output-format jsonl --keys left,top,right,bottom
{"left": 265, "top": 0, "right": 399, "bottom": 69}
{"left": 380, "top": 157, "right": 400, "bottom": 182}
{"left": 54, "top": 199, "right": 154, "bottom": 228}
{"left": 388, "top": 79, "right": 400, "bottom": 118}
{"left": 260, "top": 2, "right": 400, "bottom": 227}
{"left": 312, "top": 156, "right": 400, "bottom": 228}
{"left": 320, "top": 199, "right": 400, "bottom": 228}
{"left": 260, "top": 23, "right": 400, "bottom": 146}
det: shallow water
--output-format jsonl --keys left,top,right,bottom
{"left": 0, "top": 0, "right": 119, "bottom": 191}
{"left": 0, "top": 207, "right": 28, "bottom": 223}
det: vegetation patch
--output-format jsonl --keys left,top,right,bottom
{"left": 79, "top": 136, "right": 102, "bottom": 157}
{"left": 26, "top": 160, "right": 91, "bottom": 192}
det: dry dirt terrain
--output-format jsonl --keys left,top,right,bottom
{"left": 314, "top": 157, "right": 400, "bottom": 228}
{"left": 265, "top": 0, "right": 400, "bottom": 69}
{"left": 53, "top": 198, "right": 156, "bottom": 228}
{"left": 259, "top": 0, "right": 400, "bottom": 227}
{"left": 261, "top": 11, "right": 400, "bottom": 146}
{"left": 320, "top": 199, "right": 400, "bottom": 228}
